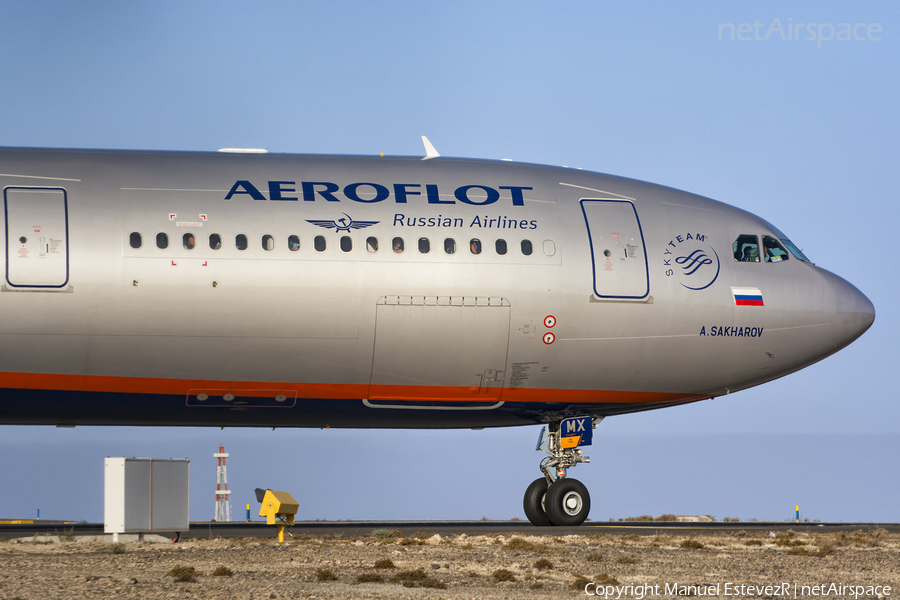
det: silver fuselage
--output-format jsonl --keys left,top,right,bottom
{"left": 0, "top": 148, "right": 874, "bottom": 428}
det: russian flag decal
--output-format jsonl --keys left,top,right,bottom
{"left": 732, "top": 287, "right": 764, "bottom": 306}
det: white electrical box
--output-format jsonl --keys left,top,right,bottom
{"left": 104, "top": 457, "right": 190, "bottom": 534}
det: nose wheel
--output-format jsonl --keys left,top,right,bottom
{"left": 545, "top": 478, "right": 590, "bottom": 526}
{"left": 523, "top": 418, "right": 597, "bottom": 526}
{"left": 523, "top": 478, "right": 552, "bottom": 526}
{"left": 523, "top": 476, "right": 591, "bottom": 526}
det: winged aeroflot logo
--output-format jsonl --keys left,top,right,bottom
{"left": 306, "top": 213, "right": 379, "bottom": 233}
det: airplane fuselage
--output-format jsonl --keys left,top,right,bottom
{"left": 0, "top": 147, "right": 874, "bottom": 429}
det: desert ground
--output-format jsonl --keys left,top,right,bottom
{"left": 1, "top": 528, "right": 897, "bottom": 599}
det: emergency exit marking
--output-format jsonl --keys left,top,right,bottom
{"left": 543, "top": 332, "right": 555, "bottom": 344}
{"left": 169, "top": 213, "right": 176, "bottom": 220}
{"left": 199, "top": 214, "right": 207, "bottom": 221}
{"left": 543, "top": 315, "right": 556, "bottom": 328}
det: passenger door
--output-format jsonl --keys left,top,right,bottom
{"left": 580, "top": 198, "right": 649, "bottom": 300}
{"left": 4, "top": 187, "right": 70, "bottom": 289}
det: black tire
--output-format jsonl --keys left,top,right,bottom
{"left": 545, "top": 478, "right": 591, "bottom": 526}
{"left": 523, "top": 478, "right": 552, "bottom": 526}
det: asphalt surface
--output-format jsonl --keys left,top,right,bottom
{"left": 2, "top": 520, "right": 898, "bottom": 541}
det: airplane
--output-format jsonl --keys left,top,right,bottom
{"left": 0, "top": 140, "right": 874, "bottom": 526}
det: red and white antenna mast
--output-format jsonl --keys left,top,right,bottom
{"left": 214, "top": 445, "right": 232, "bottom": 522}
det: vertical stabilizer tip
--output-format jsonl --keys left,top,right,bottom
{"left": 421, "top": 136, "right": 440, "bottom": 160}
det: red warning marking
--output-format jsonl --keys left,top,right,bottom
{"left": 169, "top": 214, "right": 177, "bottom": 220}
{"left": 543, "top": 332, "right": 556, "bottom": 345}
{"left": 202, "top": 261, "right": 208, "bottom": 266}
{"left": 171, "top": 261, "right": 177, "bottom": 266}
{"left": 543, "top": 315, "right": 556, "bottom": 328}
{"left": 199, "top": 214, "right": 207, "bottom": 221}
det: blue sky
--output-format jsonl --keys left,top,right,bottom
{"left": 0, "top": 2, "right": 897, "bottom": 524}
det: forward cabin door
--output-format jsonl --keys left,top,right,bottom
{"left": 580, "top": 198, "right": 649, "bottom": 300}
{"left": 4, "top": 187, "right": 70, "bottom": 289}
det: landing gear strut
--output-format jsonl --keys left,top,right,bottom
{"left": 523, "top": 418, "right": 599, "bottom": 526}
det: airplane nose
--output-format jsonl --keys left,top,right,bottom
{"left": 832, "top": 273, "right": 875, "bottom": 350}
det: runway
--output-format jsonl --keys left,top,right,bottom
{"left": 2, "top": 520, "right": 898, "bottom": 541}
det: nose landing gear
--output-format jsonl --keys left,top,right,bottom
{"left": 523, "top": 417, "right": 598, "bottom": 526}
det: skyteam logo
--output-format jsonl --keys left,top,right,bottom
{"left": 306, "top": 213, "right": 379, "bottom": 233}
{"left": 662, "top": 233, "right": 720, "bottom": 291}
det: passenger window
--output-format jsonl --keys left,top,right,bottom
{"left": 261, "top": 234, "right": 275, "bottom": 251}
{"left": 733, "top": 235, "right": 759, "bottom": 262}
{"left": 392, "top": 237, "right": 404, "bottom": 254}
{"left": 469, "top": 238, "right": 482, "bottom": 255}
{"left": 418, "top": 237, "right": 430, "bottom": 254}
{"left": 340, "top": 236, "right": 353, "bottom": 252}
{"left": 495, "top": 239, "right": 508, "bottom": 255}
{"left": 543, "top": 240, "right": 556, "bottom": 256}
{"left": 235, "top": 234, "right": 248, "bottom": 251}
{"left": 156, "top": 232, "right": 168, "bottom": 249}
{"left": 183, "top": 233, "right": 196, "bottom": 250}
{"left": 444, "top": 238, "right": 456, "bottom": 254}
{"left": 314, "top": 235, "right": 326, "bottom": 252}
{"left": 209, "top": 234, "right": 222, "bottom": 250}
{"left": 129, "top": 232, "right": 142, "bottom": 249}
{"left": 288, "top": 235, "right": 300, "bottom": 251}
{"left": 366, "top": 236, "right": 379, "bottom": 253}
{"left": 521, "top": 239, "right": 533, "bottom": 256}
{"left": 762, "top": 236, "right": 789, "bottom": 263}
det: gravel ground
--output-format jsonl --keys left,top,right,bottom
{"left": 1, "top": 529, "right": 898, "bottom": 599}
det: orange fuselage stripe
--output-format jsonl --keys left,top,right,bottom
{"left": 0, "top": 372, "right": 705, "bottom": 405}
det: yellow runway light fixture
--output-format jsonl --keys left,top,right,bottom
{"left": 255, "top": 488, "right": 299, "bottom": 542}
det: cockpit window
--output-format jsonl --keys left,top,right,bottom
{"left": 762, "top": 236, "right": 789, "bottom": 263}
{"left": 781, "top": 238, "right": 812, "bottom": 263}
{"left": 733, "top": 235, "right": 759, "bottom": 262}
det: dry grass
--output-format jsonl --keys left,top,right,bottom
{"left": 744, "top": 539, "right": 763, "bottom": 546}
{"left": 109, "top": 543, "right": 127, "bottom": 554}
{"left": 596, "top": 573, "right": 620, "bottom": 585}
{"left": 491, "top": 568, "right": 517, "bottom": 582}
{"left": 775, "top": 533, "right": 807, "bottom": 547}
{"left": 389, "top": 569, "right": 447, "bottom": 589}
{"left": 315, "top": 568, "right": 338, "bottom": 582}
{"left": 504, "top": 537, "right": 547, "bottom": 553}
{"left": 166, "top": 565, "right": 198, "bottom": 583}
{"left": 835, "top": 529, "right": 887, "bottom": 548}
{"left": 212, "top": 566, "right": 233, "bottom": 576}
{"left": 355, "top": 572, "right": 384, "bottom": 583}
{"left": 398, "top": 537, "right": 424, "bottom": 546}
{"left": 373, "top": 558, "right": 396, "bottom": 569}
{"left": 570, "top": 575, "right": 591, "bottom": 590}
{"left": 533, "top": 557, "right": 554, "bottom": 570}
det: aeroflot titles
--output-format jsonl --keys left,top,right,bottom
{"left": 224, "top": 180, "right": 533, "bottom": 206}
